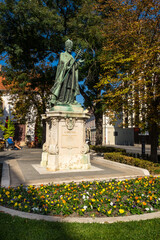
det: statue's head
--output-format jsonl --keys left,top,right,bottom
{"left": 65, "top": 39, "right": 73, "bottom": 53}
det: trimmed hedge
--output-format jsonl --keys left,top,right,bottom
{"left": 104, "top": 152, "right": 160, "bottom": 174}
{"left": 90, "top": 145, "right": 126, "bottom": 154}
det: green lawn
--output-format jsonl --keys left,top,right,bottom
{"left": 0, "top": 212, "right": 160, "bottom": 240}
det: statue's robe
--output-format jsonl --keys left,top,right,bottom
{"left": 51, "top": 51, "right": 80, "bottom": 104}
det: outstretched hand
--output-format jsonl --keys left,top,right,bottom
{"left": 78, "top": 59, "right": 85, "bottom": 64}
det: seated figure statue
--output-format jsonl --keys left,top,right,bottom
{"left": 50, "top": 39, "right": 83, "bottom": 106}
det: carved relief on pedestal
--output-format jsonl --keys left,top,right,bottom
{"left": 51, "top": 118, "right": 57, "bottom": 126}
{"left": 65, "top": 117, "right": 76, "bottom": 130}
{"left": 81, "top": 143, "right": 89, "bottom": 154}
{"left": 48, "top": 144, "right": 59, "bottom": 155}
{"left": 47, "top": 117, "right": 59, "bottom": 155}
{"left": 42, "top": 142, "right": 48, "bottom": 152}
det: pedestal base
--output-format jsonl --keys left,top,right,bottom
{"left": 40, "top": 104, "right": 91, "bottom": 171}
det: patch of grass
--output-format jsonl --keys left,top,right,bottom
{"left": 0, "top": 212, "right": 160, "bottom": 240}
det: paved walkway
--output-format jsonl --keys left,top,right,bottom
{"left": 0, "top": 148, "right": 149, "bottom": 187}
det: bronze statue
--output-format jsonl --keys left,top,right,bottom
{"left": 50, "top": 39, "right": 83, "bottom": 106}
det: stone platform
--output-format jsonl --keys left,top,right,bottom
{"left": 0, "top": 148, "right": 149, "bottom": 187}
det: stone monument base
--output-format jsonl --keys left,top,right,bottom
{"left": 41, "top": 103, "right": 91, "bottom": 171}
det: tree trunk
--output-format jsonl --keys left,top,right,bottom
{"left": 95, "top": 113, "right": 103, "bottom": 145}
{"left": 150, "top": 122, "right": 158, "bottom": 163}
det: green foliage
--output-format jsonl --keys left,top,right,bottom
{"left": 90, "top": 145, "right": 126, "bottom": 154}
{"left": 0, "top": 118, "right": 15, "bottom": 140}
{"left": 96, "top": 0, "right": 160, "bottom": 160}
{"left": 103, "top": 152, "right": 160, "bottom": 174}
{"left": 0, "top": 0, "right": 65, "bottom": 126}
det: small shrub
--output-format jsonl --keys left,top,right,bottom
{"left": 0, "top": 118, "right": 15, "bottom": 140}
{"left": 90, "top": 145, "right": 126, "bottom": 154}
{"left": 103, "top": 152, "right": 159, "bottom": 174}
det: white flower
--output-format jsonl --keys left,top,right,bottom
{"left": 158, "top": 198, "right": 160, "bottom": 201}
{"left": 82, "top": 195, "right": 86, "bottom": 200}
{"left": 145, "top": 208, "right": 149, "bottom": 211}
{"left": 150, "top": 207, "right": 154, "bottom": 211}
{"left": 83, "top": 205, "right": 87, "bottom": 210}
{"left": 86, "top": 192, "right": 89, "bottom": 195}
{"left": 110, "top": 202, "right": 113, "bottom": 206}
{"left": 141, "top": 194, "right": 144, "bottom": 197}
{"left": 32, "top": 207, "right": 39, "bottom": 211}
{"left": 82, "top": 195, "right": 89, "bottom": 200}
{"left": 90, "top": 205, "right": 93, "bottom": 209}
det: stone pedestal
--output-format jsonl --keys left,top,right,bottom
{"left": 40, "top": 104, "right": 91, "bottom": 171}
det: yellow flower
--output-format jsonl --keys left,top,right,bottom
{"left": 25, "top": 205, "right": 28, "bottom": 208}
{"left": 81, "top": 209, "right": 85, "bottom": 212}
{"left": 91, "top": 199, "right": 96, "bottom": 202}
{"left": 107, "top": 210, "right": 112, "bottom": 215}
{"left": 14, "top": 202, "right": 18, "bottom": 207}
{"left": 18, "top": 195, "right": 22, "bottom": 199}
{"left": 5, "top": 191, "right": 10, "bottom": 195}
{"left": 119, "top": 209, "right": 124, "bottom": 214}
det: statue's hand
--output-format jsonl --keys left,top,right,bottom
{"left": 78, "top": 59, "right": 85, "bottom": 65}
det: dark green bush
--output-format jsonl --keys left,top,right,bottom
{"left": 90, "top": 145, "right": 126, "bottom": 154}
{"left": 103, "top": 152, "right": 160, "bottom": 174}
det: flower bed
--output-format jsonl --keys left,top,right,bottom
{"left": 0, "top": 176, "right": 160, "bottom": 217}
